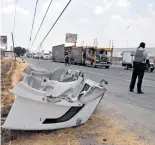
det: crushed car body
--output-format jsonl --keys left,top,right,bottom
{"left": 2, "top": 67, "right": 108, "bottom": 130}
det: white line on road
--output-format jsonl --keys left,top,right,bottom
{"left": 104, "top": 97, "right": 155, "bottom": 111}
{"left": 84, "top": 71, "right": 155, "bottom": 88}
{"left": 120, "top": 71, "right": 131, "bottom": 75}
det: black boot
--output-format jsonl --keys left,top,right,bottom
{"left": 137, "top": 91, "right": 144, "bottom": 94}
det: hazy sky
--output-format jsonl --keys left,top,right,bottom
{"left": 0, "top": 0, "right": 155, "bottom": 51}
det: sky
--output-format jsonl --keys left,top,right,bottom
{"left": 0, "top": 0, "right": 155, "bottom": 52}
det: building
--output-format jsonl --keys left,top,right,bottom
{"left": 1, "top": 50, "right": 15, "bottom": 59}
{"left": 0, "top": 49, "right": 5, "bottom": 59}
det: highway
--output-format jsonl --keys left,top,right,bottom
{"left": 25, "top": 58, "right": 155, "bottom": 143}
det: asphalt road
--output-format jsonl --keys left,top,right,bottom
{"left": 24, "top": 58, "right": 155, "bottom": 143}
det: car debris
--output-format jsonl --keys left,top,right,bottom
{"left": 2, "top": 67, "right": 108, "bottom": 130}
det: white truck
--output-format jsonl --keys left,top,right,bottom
{"left": 43, "top": 53, "right": 50, "bottom": 60}
{"left": 122, "top": 51, "right": 154, "bottom": 72}
{"left": 43, "top": 51, "right": 51, "bottom": 60}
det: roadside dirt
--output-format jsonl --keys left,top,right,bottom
{"left": 1, "top": 59, "right": 28, "bottom": 108}
{"left": 1, "top": 60, "right": 16, "bottom": 108}
{"left": 1, "top": 59, "right": 152, "bottom": 145}
{"left": 4, "top": 115, "right": 151, "bottom": 145}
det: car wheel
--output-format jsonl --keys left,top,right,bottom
{"left": 150, "top": 68, "right": 154, "bottom": 72}
{"left": 105, "top": 66, "right": 110, "bottom": 69}
{"left": 124, "top": 65, "right": 129, "bottom": 70}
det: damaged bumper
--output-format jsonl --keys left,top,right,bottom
{"left": 2, "top": 67, "right": 107, "bottom": 130}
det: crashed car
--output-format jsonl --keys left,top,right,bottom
{"left": 2, "top": 67, "right": 108, "bottom": 130}
{"left": 145, "top": 62, "right": 155, "bottom": 72}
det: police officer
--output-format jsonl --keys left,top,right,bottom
{"left": 129, "top": 42, "right": 150, "bottom": 94}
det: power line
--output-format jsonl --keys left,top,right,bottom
{"left": 12, "top": 0, "right": 18, "bottom": 41}
{"left": 33, "top": 0, "right": 72, "bottom": 52}
{"left": 28, "top": 0, "right": 39, "bottom": 49}
{"left": 29, "top": 0, "right": 53, "bottom": 50}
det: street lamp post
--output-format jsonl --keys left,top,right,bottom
{"left": 11, "top": 32, "right": 16, "bottom": 61}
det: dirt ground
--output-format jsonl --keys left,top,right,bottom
{"left": 1, "top": 60, "right": 15, "bottom": 107}
{"left": 1, "top": 59, "right": 28, "bottom": 108}
{"left": 1, "top": 59, "right": 152, "bottom": 145}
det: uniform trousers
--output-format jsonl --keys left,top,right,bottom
{"left": 130, "top": 62, "right": 145, "bottom": 92}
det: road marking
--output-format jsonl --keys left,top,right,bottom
{"left": 120, "top": 71, "right": 131, "bottom": 75}
{"left": 84, "top": 71, "right": 155, "bottom": 88}
{"left": 144, "top": 76, "right": 155, "bottom": 81}
{"left": 104, "top": 97, "right": 155, "bottom": 111}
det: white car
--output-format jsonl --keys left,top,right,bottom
{"left": 43, "top": 53, "right": 50, "bottom": 60}
{"left": 33, "top": 54, "right": 39, "bottom": 59}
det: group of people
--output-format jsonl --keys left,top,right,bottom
{"left": 64, "top": 42, "right": 150, "bottom": 94}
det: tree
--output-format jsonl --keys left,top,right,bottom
{"left": 13, "top": 47, "right": 26, "bottom": 57}
{"left": 21, "top": 48, "right": 26, "bottom": 55}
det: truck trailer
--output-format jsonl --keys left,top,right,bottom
{"left": 52, "top": 44, "right": 112, "bottom": 68}
{"left": 52, "top": 44, "right": 72, "bottom": 63}
{"left": 70, "top": 46, "right": 112, "bottom": 68}
{"left": 70, "top": 46, "right": 83, "bottom": 65}
{"left": 52, "top": 44, "right": 65, "bottom": 62}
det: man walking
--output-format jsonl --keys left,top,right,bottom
{"left": 129, "top": 42, "right": 150, "bottom": 94}
{"left": 65, "top": 52, "right": 70, "bottom": 66}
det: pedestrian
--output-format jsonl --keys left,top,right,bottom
{"left": 129, "top": 42, "right": 150, "bottom": 94}
{"left": 65, "top": 52, "right": 70, "bottom": 66}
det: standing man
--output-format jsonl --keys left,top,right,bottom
{"left": 129, "top": 42, "right": 150, "bottom": 94}
{"left": 65, "top": 52, "right": 70, "bottom": 66}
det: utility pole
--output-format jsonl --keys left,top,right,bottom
{"left": 11, "top": 32, "right": 16, "bottom": 61}
{"left": 109, "top": 40, "right": 111, "bottom": 49}
{"left": 95, "top": 38, "right": 98, "bottom": 47}
{"left": 111, "top": 40, "right": 114, "bottom": 64}
{"left": 93, "top": 39, "right": 95, "bottom": 47}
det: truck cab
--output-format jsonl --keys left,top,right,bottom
{"left": 43, "top": 53, "right": 50, "bottom": 60}
{"left": 85, "top": 47, "right": 111, "bottom": 68}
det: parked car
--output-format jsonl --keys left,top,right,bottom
{"left": 33, "top": 54, "right": 39, "bottom": 59}
{"left": 145, "top": 62, "right": 155, "bottom": 72}
{"left": 27, "top": 54, "right": 33, "bottom": 58}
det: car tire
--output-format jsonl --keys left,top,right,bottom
{"left": 105, "top": 66, "right": 110, "bottom": 69}
{"left": 150, "top": 68, "right": 154, "bottom": 72}
{"left": 124, "top": 65, "right": 129, "bottom": 70}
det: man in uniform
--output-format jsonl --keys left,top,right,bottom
{"left": 129, "top": 42, "right": 150, "bottom": 94}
